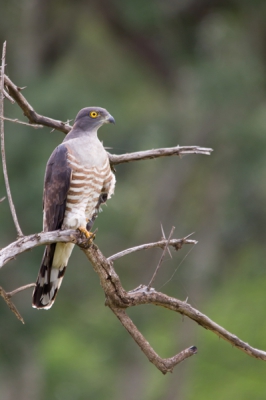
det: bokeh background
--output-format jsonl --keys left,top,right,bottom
{"left": 1, "top": 0, "right": 266, "bottom": 399}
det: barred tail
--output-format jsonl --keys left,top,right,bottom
{"left": 32, "top": 242, "right": 74, "bottom": 309}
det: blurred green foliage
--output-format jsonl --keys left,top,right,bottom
{"left": 1, "top": 1, "right": 266, "bottom": 399}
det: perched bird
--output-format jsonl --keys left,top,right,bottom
{"left": 32, "top": 107, "right": 116, "bottom": 309}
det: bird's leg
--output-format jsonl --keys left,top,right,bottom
{"left": 86, "top": 215, "right": 97, "bottom": 231}
{"left": 86, "top": 193, "right": 108, "bottom": 231}
{"left": 77, "top": 226, "right": 96, "bottom": 243}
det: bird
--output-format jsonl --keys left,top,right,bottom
{"left": 32, "top": 107, "right": 116, "bottom": 309}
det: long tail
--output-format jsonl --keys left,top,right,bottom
{"left": 32, "top": 243, "right": 74, "bottom": 309}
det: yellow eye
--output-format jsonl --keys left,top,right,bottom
{"left": 89, "top": 111, "right": 99, "bottom": 118}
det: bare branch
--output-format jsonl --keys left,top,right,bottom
{"left": 6, "top": 283, "right": 36, "bottom": 298}
{"left": 0, "top": 283, "right": 35, "bottom": 325}
{"left": 1, "top": 227, "right": 266, "bottom": 369}
{"left": 0, "top": 116, "right": 43, "bottom": 129}
{"left": 2, "top": 65, "right": 257, "bottom": 372}
{"left": 108, "top": 235, "right": 197, "bottom": 262}
{"left": 3, "top": 88, "right": 15, "bottom": 103}
{"left": 111, "top": 307, "right": 197, "bottom": 374}
{"left": 126, "top": 289, "right": 266, "bottom": 362}
{"left": 0, "top": 229, "right": 197, "bottom": 269}
{"left": 3, "top": 74, "right": 213, "bottom": 168}
{"left": 4, "top": 74, "right": 72, "bottom": 134}
{"left": 82, "top": 243, "right": 266, "bottom": 369}
{"left": 0, "top": 196, "right": 5, "bottom": 203}
{"left": 108, "top": 145, "right": 213, "bottom": 165}
{"left": 0, "top": 285, "right": 24, "bottom": 324}
{"left": 0, "top": 229, "right": 78, "bottom": 269}
{"left": 0, "top": 42, "right": 23, "bottom": 237}
{"left": 147, "top": 226, "right": 175, "bottom": 290}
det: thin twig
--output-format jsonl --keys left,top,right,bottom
{"left": 0, "top": 116, "right": 43, "bottom": 128}
{"left": 0, "top": 196, "right": 5, "bottom": 203}
{"left": 108, "top": 236, "right": 197, "bottom": 261}
{"left": 161, "top": 222, "right": 172, "bottom": 258}
{"left": 0, "top": 285, "right": 24, "bottom": 324}
{"left": 0, "top": 42, "right": 23, "bottom": 237}
{"left": 147, "top": 226, "right": 175, "bottom": 289}
{"left": 3, "top": 88, "right": 15, "bottom": 103}
{"left": 6, "top": 283, "right": 36, "bottom": 298}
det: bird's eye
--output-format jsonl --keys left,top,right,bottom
{"left": 89, "top": 111, "right": 99, "bottom": 118}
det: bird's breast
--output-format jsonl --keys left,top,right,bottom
{"left": 64, "top": 136, "right": 108, "bottom": 169}
{"left": 62, "top": 151, "right": 114, "bottom": 229}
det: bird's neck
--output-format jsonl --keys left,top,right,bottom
{"left": 63, "top": 128, "right": 98, "bottom": 142}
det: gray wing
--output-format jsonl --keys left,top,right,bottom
{"left": 32, "top": 144, "right": 71, "bottom": 309}
{"left": 43, "top": 144, "right": 72, "bottom": 231}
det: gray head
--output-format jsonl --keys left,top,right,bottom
{"left": 73, "top": 107, "right": 115, "bottom": 132}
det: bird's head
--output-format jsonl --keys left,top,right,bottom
{"left": 73, "top": 107, "right": 115, "bottom": 131}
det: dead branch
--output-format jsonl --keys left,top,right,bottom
{"left": 129, "top": 289, "right": 266, "bottom": 361}
{"left": 0, "top": 116, "right": 43, "bottom": 129}
{"left": 0, "top": 283, "right": 35, "bottom": 324}
{"left": 6, "top": 283, "right": 36, "bottom": 298}
{"left": 1, "top": 227, "right": 266, "bottom": 371}
{"left": 3, "top": 88, "right": 15, "bottom": 104}
{"left": 108, "top": 235, "right": 197, "bottom": 261}
{"left": 0, "top": 230, "right": 194, "bottom": 270}
{"left": 0, "top": 285, "right": 24, "bottom": 324}
{"left": 3, "top": 74, "right": 72, "bottom": 133}
{"left": 3, "top": 73, "right": 213, "bottom": 165}
{"left": 0, "top": 229, "right": 78, "bottom": 269}
{"left": 108, "top": 145, "right": 213, "bottom": 165}
{"left": 1, "top": 63, "right": 260, "bottom": 373}
{"left": 1, "top": 42, "right": 23, "bottom": 237}
{"left": 111, "top": 307, "right": 197, "bottom": 373}
{"left": 82, "top": 243, "right": 266, "bottom": 368}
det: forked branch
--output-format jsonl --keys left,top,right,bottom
{"left": 0, "top": 283, "right": 35, "bottom": 324}
{"left": 108, "top": 234, "right": 197, "bottom": 261}
{"left": 1, "top": 229, "right": 266, "bottom": 372}
{"left": 6, "top": 283, "right": 36, "bottom": 298}
{"left": 3, "top": 73, "right": 213, "bottom": 165}
{"left": 0, "top": 230, "right": 193, "bottom": 270}
{"left": 0, "top": 285, "right": 25, "bottom": 324}
{"left": 147, "top": 226, "right": 175, "bottom": 290}
{"left": 2, "top": 50, "right": 262, "bottom": 374}
{"left": 82, "top": 242, "right": 266, "bottom": 369}
{"left": 4, "top": 74, "right": 72, "bottom": 133}
{"left": 111, "top": 307, "right": 197, "bottom": 373}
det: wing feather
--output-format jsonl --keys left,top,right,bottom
{"left": 43, "top": 144, "right": 71, "bottom": 232}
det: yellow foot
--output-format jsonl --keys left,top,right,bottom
{"left": 78, "top": 226, "right": 95, "bottom": 241}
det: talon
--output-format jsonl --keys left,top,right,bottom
{"left": 78, "top": 226, "right": 95, "bottom": 241}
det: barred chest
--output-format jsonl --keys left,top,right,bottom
{"left": 62, "top": 152, "right": 115, "bottom": 229}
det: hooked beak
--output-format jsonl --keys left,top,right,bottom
{"left": 106, "top": 114, "right": 115, "bottom": 124}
